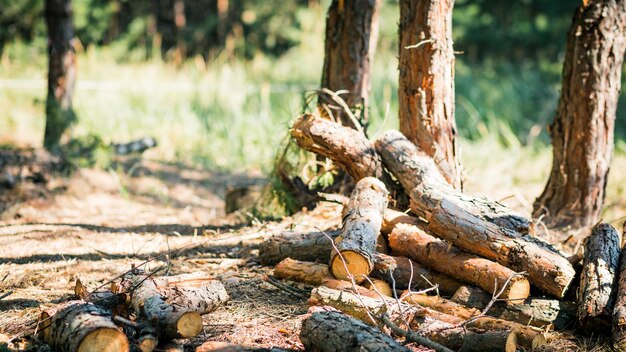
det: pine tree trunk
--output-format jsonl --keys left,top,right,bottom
{"left": 319, "top": 0, "right": 382, "bottom": 130}
{"left": 398, "top": 0, "right": 461, "bottom": 188}
{"left": 533, "top": 0, "right": 626, "bottom": 230}
{"left": 44, "top": 0, "right": 76, "bottom": 151}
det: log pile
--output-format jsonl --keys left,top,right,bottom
{"left": 37, "top": 270, "right": 229, "bottom": 352}
{"left": 257, "top": 115, "right": 626, "bottom": 350}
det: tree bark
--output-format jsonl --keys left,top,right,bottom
{"left": 259, "top": 229, "right": 339, "bottom": 266}
{"left": 274, "top": 258, "right": 330, "bottom": 286}
{"left": 310, "top": 286, "right": 543, "bottom": 350}
{"left": 44, "top": 0, "right": 77, "bottom": 151}
{"left": 375, "top": 130, "right": 530, "bottom": 234}
{"left": 613, "top": 229, "right": 626, "bottom": 349}
{"left": 330, "top": 177, "right": 388, "bottom": 282}
{"left": 398, "top": 0, "right": 461, "bottom": 188}
{"left": 401, "top": 292, "right": 480, "bottom": 320}
{"left": 533, "top": 0, "right": 626, "bottom": 230}
{"left": 578, "top": 223, "right": 620, "bottom": 331}
{"left": 300, "top": 307, "right": 411, "bottom": 352}
{"left": 196, "top": 341, "right": 287, "bottom": 352}
{"left": 319, "top": 0, "right": 382, "bottom": 129}
{"left": 452, "top": 285, "right": 577, "bottom": 330}
{"left": 372, "top": 253, "right": 463, "bottom": 297}
{"left": 38, "top": 301, "right": 129, "bottom": 352}
{"left": 388, "top": 223, "right": 530, "bottom": 302}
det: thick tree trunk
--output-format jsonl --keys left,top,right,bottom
{"left": 300, "top": 307, "right": 411, "bottom": 352}
{"left": 44, "top": 0, "right": 76, "bottom": 151}
{"left": 119, "top": 270, "right": 228, "bottom": 339}
{"left": 372, "top": 253, "right": 463, "bottom": 297}
{"left": 613, "top": 229, "right": 626, "bottom": 349}
{"left": 578, "top": 223, "right": 620, "bottom": 331}
{"left": 310, "top": 286, "right": 543, "bottom": 350}
{"left": 38, "top": 301, "right": 129, "bottom": 352}
{"left": 330, "top": 177, "right": 388, "bottom": 282}
{"left": 319, "top": 0, "right": 382, "bottom": 129}
{"left": 533, "top": 0, "right": 626, "bottom": 230}
{"left": 451, "top": 285, "right": 577, "bottom": 330}
{"left": 398, "top": 0, "right": 461, "bottom": 188}
{"left": 388, "top": 223, "right": 530, "bottom": 302}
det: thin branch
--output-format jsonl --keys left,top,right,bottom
{"left": 404, "top": 39, "right": 435, "bottom": 50}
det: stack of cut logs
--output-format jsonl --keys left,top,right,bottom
{"left": 260, "top": 113, "right": 626, "bottom": 351}
{"left": 37, "top": 270, "right": 229, "bottom": 352}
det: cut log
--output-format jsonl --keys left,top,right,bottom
{"left": 374, "top": 130, "right": 531, "bottom": 234}
{"left": 300, "top": 307, "right": 412, "bottom": 352}
{"left": 417, "top": 322, "right": 517, "bottom": 352}
{"left": 372, "top": 254, "right": 462, "bottom": 297}
{"left": 401, "top": 292, "right": 479, "bottom": 320}
{"left": 38, "top": 301, "right": 129, "bottom": 352}
{"left": 388, "top": 223, "right": 530, "bottom": 302}
{"left": 291, "top": 114, "right": 407, "bottom": 205}
{"left": 119, "top": 270, "right": 228, "bottom": 339}
{"left": 152, "top": 272, "right": 215, "bottom": 288}
{"left": 363, "top": 279, "right": 393, "bottom": 297}
{"left": 330, "top": 177, "right": 388, "bottom": 283}
{"left": 381, "top": 208, "right": 425, "bottom": 234}
{"left": 578, "top": 223, "right": 620, "bottom": 332}
{"left": 196, "top": 341, "right": 288, "bottom": 352}
{"left": 259, "top": 230, "right": 339, "bottom": 266}
{"left": 613, "top": 225, "right": 626, "bottom": 349}
{"left": 273, "top": 258, "right": 388, "bottom": 299}
{"left": 310, "top": 286, "right": 540, "bottom": 349}
{"left": 74, "top": 279, "right": 124, "bottom": 313}
{"left": 424, "top": 199, "right": 575, "bottom": 298}
{"left": 452, "top": 285, "right": 577, "bottom": 330}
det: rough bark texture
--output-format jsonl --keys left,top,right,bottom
{"left": 613, "top": 237, "right": 626, "bottom": 349}
{"left": 38, "top": 301, "right": 129, "bottom": 352}
{"left": 196, "top": 341, "right": 286, "bottom": 352}
{"left": 426, "top": 199, "right": 575, "bottom": 298}
{"left": 291, "top": 114, "right": 406, "bottom": 205}
{"left": 319, "top": 0, "right": 382, "bottom": 129}
{"left": 372, "top": 253, "right": 463, "bottom": 297}
{"left": 330, "top": 177, "right": 388, "bottom": 282}
{"left": 259, "top": 229, "right": 339, "bottom": 266}
{"left": 401, "top": 292, "right": 479, "bottom": 320}
{"left": 533, "top": 0, "right": 626, "bottom": 230}
{"left": 119, "top": 270, "right": 228, "bottom": 339}
{"left": 44, "top": 0, "right": 77, "bottom": 150}
{"left": 274, "top": 258, "right": 330, "bottom": 286}
{"left": 388, "top": 223, "right": 530, "bottom": 302}
{"left": 418, "top": 323, "right": 517, "bottom": 352}
{"left": 578, "top": 223, "right": 620, "bottom": 331}
{"left": 310, "top": 286, "right": 544, "bottom": 349}
{"left": 300, "top": 307, "right": 411, "bottom": 352}
{"left": 398, "top": 0, "right": 461, "bottom": 188}
{"left": 452, "top": 286, "right": 577, "bottom": 330}
{"left": 375, "top": 130, "right": 531, "bottom": 234}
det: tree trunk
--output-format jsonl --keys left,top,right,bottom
{"left": 44, "top": 0, "right": 76, "bottom": 151}
{"left": 259, "top": 229, "right": 339, "bottom": 266}
{"left": 330, "top": 177, "right": 388, "bottom": 282}
{"left": 372, "top": 253, "right": 463, "bottom": 297}
{"left": 196, "top": 341, "right": 288, "bottom": 352}
{"left": 274, "top": 258, "right": 330, "bottom": 286}
{"left": 533, "top": 0, "right": 626, "bottom": 230}
{"left": 398, "top": 0, "right": 461, "bottom": 188}
{"left": 578, "top": 223, "right": 620, "bottom": 332}
{"left": 173, "top": 0, "right": 186, "bottom": 62}
{"left": 319, "top": 0, "right": 382, "bottom": 130}
{"left": 388, "top": 223, "right": 530, "bottom": 302}
{"left": 300, "top": 307, "right": 411, "bottom": 352}
{"left": 613, "top": 229, "right": 626, "bottom": 349}
{"left": 38, "top": 301, "right": 129, "bottom": 352}
{"left": 452, "top": 285, "right": 577, "bottom": 330}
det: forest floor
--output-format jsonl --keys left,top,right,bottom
{"left": 1, "top": 149, "right": 625, "bottom": 351}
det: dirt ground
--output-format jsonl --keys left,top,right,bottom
{"left": 0, "top": 156, "right": 344, "bottom": 351}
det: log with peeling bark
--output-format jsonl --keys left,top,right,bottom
{"left": 38, "top": 301, "right": 129, "bottom": 352}
{"left": 291, "top": 114, "right": 407, "bottom": 206}
{"left": 417, "top": 321, "right": 517, "bottom": 352}
{"left": 119, "top": 270, "right": 228, "bottom": 339}
{"left": 452, "top": 285, "right": 577, "bottom": 329}
{"left": 401, "top": 292, "right": 480, "bottom": 320}
{"left": 578, "top": 223, "right": 620, "bottom": 332}
{"left": 273, "top": 258, "right": 388, "bottom": 299}
{"left": 388, "top": 223, "right": 530, "bottom": 302}
{"left": 330, "top": 177, "right": 388, "bottom": 282}
{"left": 300, "top": 307, "right": 412, "bottom": 352}
{"left": 375, "top": 130, "right": 576, "bottom": 298}
{"left": 196, "top": 341, "right": 288, "bottom": 352}
{"left": 310, "top": 286, "right": 534, "bottom": 350}
{"left": 371, "top": 254, "right": 462, "bottom": 297}
{"left": 613, "top": 226, "right": 626, "bottom": 349}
